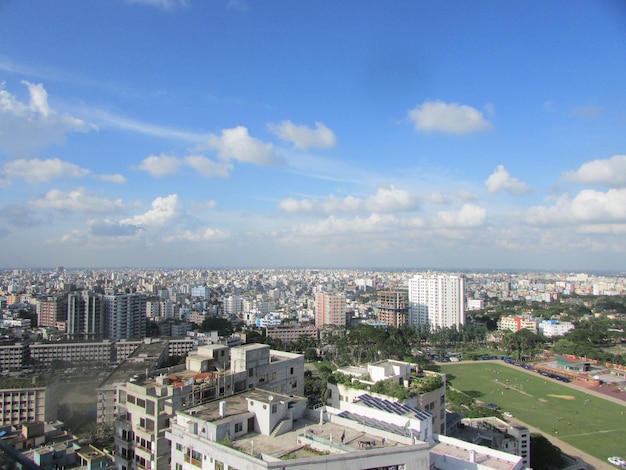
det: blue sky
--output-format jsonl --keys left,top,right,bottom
{"left": 1, "top": 0, "right": 626, "bottom": 270}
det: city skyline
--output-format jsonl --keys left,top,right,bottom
{"left": 1, "top": 1, "right": 626, "bottom": 270}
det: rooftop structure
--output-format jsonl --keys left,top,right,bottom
{"left": 166, "top": 388, "right": 523, "bottom": 470}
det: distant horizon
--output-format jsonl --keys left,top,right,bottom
{"left": 2, "top": 265, "right": 625, "bottom": 276}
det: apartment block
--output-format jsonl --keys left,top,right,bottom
{"left": 265, "top": 325, "right": 319, "bottom": 343}
{"left": 497, "top": 315, "right": 538, "bottom": 334}
{"left": 408, "top": 274, "right": 465, "bottom": 328}
{"left": 0, "top": 379, "right": 57, "bottom": 426}
{"left": 0, "top": 342, "right": 27, "bottom": 371}
{"left": 29, "top": 341, "right": 114, "bottom": 366}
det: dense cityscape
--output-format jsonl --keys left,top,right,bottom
{"left": 0, "top": 267, "right": 625, "bottom": 469}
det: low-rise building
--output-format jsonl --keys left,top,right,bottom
{"left": 497, "top": 315, "right": 538, "bottom": 334}
{"left": 538, "top": 320, "right": 575, "bottom": 338}
{"left": 327, "top": 360, "right": 447, "bottom": 434}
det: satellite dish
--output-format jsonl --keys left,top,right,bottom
{"left": 268, "top": 395, "right": 274, "bottom": 402}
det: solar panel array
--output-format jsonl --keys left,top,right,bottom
{"left": 337, "top": 410, "right": 408, "bottom": 436}
{"left": 357, "top": 394, "right": 432, "bottom": 421}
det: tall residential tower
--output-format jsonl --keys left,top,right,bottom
{"left": 408, "top": 274, "right": 465, "bottom": 329}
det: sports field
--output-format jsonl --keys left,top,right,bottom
{"left": 440, "top": 362, "right": 626, "bottom": 461}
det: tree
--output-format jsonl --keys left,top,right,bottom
{"left": 200, "top": 317, "right": 233, "bottom": 337}
{"left": 530, "top": 434, "right": 564, "bottom": 470}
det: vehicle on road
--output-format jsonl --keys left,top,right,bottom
{"left": 608, "top": 456, "right": 626, "bottom": 467}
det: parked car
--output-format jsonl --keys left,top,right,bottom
{"left": 608, "top": 457, "right": 626, "bottom": 467}
{"left": 503, "top": 412, "right": 513, "bottom": 418}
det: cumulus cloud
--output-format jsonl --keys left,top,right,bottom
{"left": 207, "top": 126, "right": 283, "bottom": 165}
{"left": 30, "top": 188, "right": 125, "bottom": 213}
{"left": 408, "top": 100, "right": 492, "bottom": 135}
{"left": 89, "top": 219, "right": 142, "bottom": 237}
{"left": 163, "top": 227, "right": 230, "bottom": 242}
{"left": 138, "top": 154, "right": 181, "bottom": 177}
{"left": 121, "top": 194, "right": 180, "bottom": 227}
{"left": 365, "top": 186, "right": 419, "bottom": 212}
{"left": 485, "top": 165, "right": 532, "bottom": 194}
{"left": 562, "top": 155, "right": 626, "bottom": 187}
{"left": 95, "top": 173, "right": 127, "bottom": 184}
{"left": 184, "top": 155, "right": 232, "bottom": 178}
{"left": 435, "top": 204, "right": 487, "bottom": 228}
{"left": 279, "top": 195, "right": 362, "bottom": 214}
{"left": 0, "top": 81, "right": 93, "bottom": 157}
{"left": 268, "top": 121, "right": 336, "bottom": 150}
{"left": 278, "top": 186, "right": 418, "bottom": 215}
{"left": 0, "top": 158, "right": 90, "bottom": 187}
{"left": 527, "top": 189, "right": 626, "bottom": 225}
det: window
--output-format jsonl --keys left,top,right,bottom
{"left": 292, "top": 380, "right": 297, "bottom": 389}
{"left": 248, "top": 368, "right": 254, "bottom": 377}
{"left": 235, "top": 422, "right": 243, "bottom": 433}
{"left": 146, "top": 400, "right": 155, "bottom": 415}
{"left": 271, "top": 404, "right": 277, "bottom": 413}
{"left": 127, "top": 394, "right": 136, "bottom": 405}
{"left": 137, "top": 398, "right": 146, "bottom": 408}
{"left": 290, "top": 367, "right": 294, "bottom": 375}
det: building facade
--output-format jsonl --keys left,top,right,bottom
{"left": 408, "top": 274, "right": 465, "bottom": 328}
{"left": 315, "top": 292, "right": 346, "bottom": 328}
{"left": 374, "top": 291, "right": 409, "bottom": 327}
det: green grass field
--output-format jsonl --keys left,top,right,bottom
{"left": 440, "top": 362, "right": 626, "bottom": 461}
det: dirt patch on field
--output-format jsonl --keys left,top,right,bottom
{"left": 548, "top": 394, "right": 576, "bottom": 400}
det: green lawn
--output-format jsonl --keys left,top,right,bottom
{"left": 441, "top": 362, "right": 626, "bottom": 461}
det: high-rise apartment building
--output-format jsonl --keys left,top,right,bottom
{"left": 36, "top": 297, "right": 66, "bottom": 328}
{"left": 104, "top": 293, "right": 147, "bottom": 341}
{"left": 408, "top": 274, "right": 465, "bottom": 328}
{"left": 374, "top": 290, "right": 409, "bottom": 327}
{"left": 67, "top": 291, "right": 105, "bottom": 340}
{"left": 315, "top": 292, "right": 346, "bottom": 328}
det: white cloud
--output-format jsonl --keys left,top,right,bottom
{"left": 485, "top": 165, "right": 532, "bottom": 194}
{"left": 207, "top": 126, "right": 283, "bottom": 165}
{"left": 122, "top": 194, "right": 180, "bottom": 227}
{"left": 408, "top": 100, "right": 491, "bottom": 135}
{"left": 527, "top": 189, "right": 626, "bottom": 225}
{"left": 95, "top": 173, "right": 127, "bottom": 184}
{"left": 30, "top": 187, "right": 125, "bottom": 213}
{"left": 268, "top": 121, "right": 336, "bottom": 150}
{"left": 297, "top": 213, "right": 400, "bottom": 236}
{"left": 279, "top": 195, "right": 363, "bottom": 214}
{"left": 190, "top": 200, "right": 218, "bottom": 212}
{"left": 278, "top": 186, "right": 418, "bottom": 215}
{"left": 562, "top": 155, "right": 626, "bottom": 187}
{"left": 365, "top": 186, "right": 419, "bottom": 212}
{"left": 163, "top": 227, "right": 230, "bottom": 242}
{"left": 435, "top": 204, "right": 487, "bottom": 228}
{"left": 138, "top": 154, "right": 181, "bottom": 177}
{"left": 0, "top": 81, "right": 93, "bottom": 157}
{"left": 0, "top": 158, "right": 90, "bottom": 187}
{"left": 184, "top": 155, "right": 232, "bottom": 178}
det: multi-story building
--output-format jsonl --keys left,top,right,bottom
{"left": 0, "top": 342, "right": 27, "bottom": 371}
{"left": 103, "top": 293, "right": 147, "bottom": 341}
{"left": 191, "top": 286, "right": 211, "bottom": 300}
{"left": 223, "top": 295, "right": 243, "bottom": 316}
{"left": 374, "top": 290, "right": 409, "bottom": 327}
{"left": 497, "top": 315, "right": 538, "bottom": 334}
{"left": 29, "top": 341, "right": 114, "bottom": 366}
{"left": 0, "top": 378, "right": 57, "bottom": 426}
{"left": 113, "top": 343, "right": 304, "bottom": 470}
{"left": 315, "top": 292, "right": 346, "bottom": 328}
{"left": 166, "top": 388, "right": 523, "bottom": 470}
{"left": 538, "top": 320, "right": 575, "bottom": 338}
{"left": 67, "top": 290, "right": 105, "bottom": 340}
{"left": 265, "top": 325, "right": 319, "bottom": 343}
{"left": 458, "top": 417, "right": 531, "bottom": 467}
{"left": 327, "top": 359, "right": 447, "bottom": 435}
{"left": 408, "top": 274, "right": 465, "bottom": 328}
{"left": 36, "top": 296, "right": 66, "bottom": 328}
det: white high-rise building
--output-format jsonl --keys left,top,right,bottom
{"left": 408, "top": 274, "right": 465, "bottom": 328}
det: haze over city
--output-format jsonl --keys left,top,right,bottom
{"left": 1, "top": 1, "right": 625, "bottom": 270}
